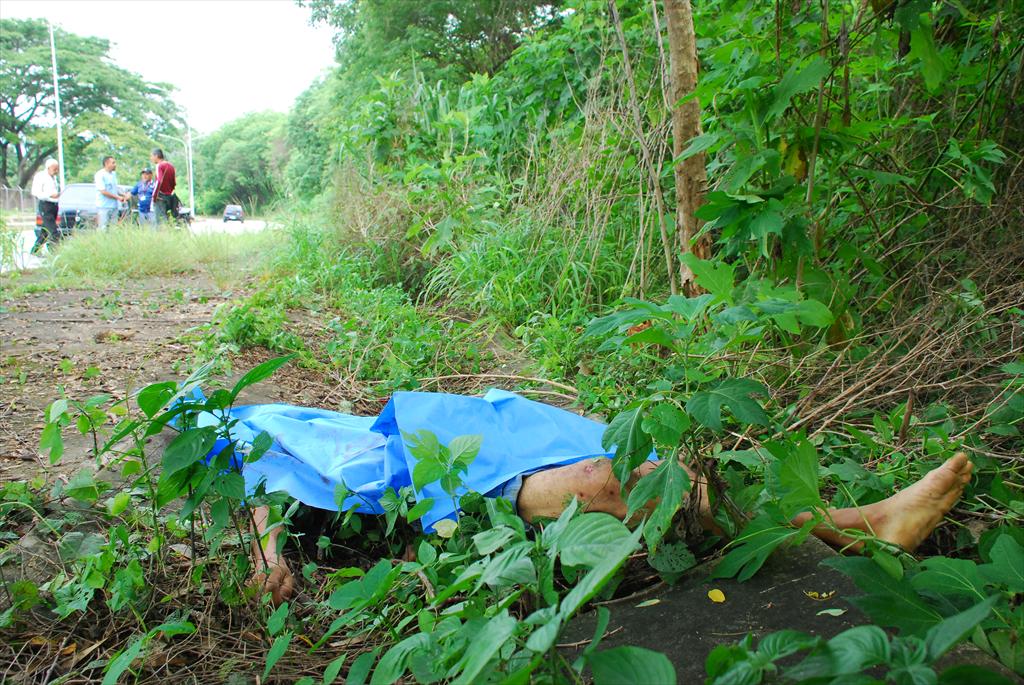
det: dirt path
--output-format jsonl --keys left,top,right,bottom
{"left": 0, "top": 275, "right": 228, "bottom": 481}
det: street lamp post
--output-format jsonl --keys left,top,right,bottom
{"left": 48, "top": 22, "right": 66, "bottom": 190}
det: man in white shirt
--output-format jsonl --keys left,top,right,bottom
{"left": 31, "top": 158, "right": 61, "bottom": 254}
{"left": 94, "top": 156, "right": 128, "bottom": 230}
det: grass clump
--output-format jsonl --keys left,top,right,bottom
{"left": 45, "top": 227, "right": 280, "bottom": 283}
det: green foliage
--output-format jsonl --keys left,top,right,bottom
{"left": 194, "top": 111, "right": 288, "bottom": 214}
{"left": 0, "top": 18, "right": 181, "bottom": 187}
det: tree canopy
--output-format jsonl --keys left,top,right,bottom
{"left": 194, "top": 111, "right": 288, "bottom": 214}
{"left": 0, "top": 18, "right": 181, "bottom": 187}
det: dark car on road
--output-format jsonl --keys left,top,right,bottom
{"left": 57, "top": 182, "right": 130, "bottom": 231}
{"left": 223, "top": 204, "right": 244, "bottom": 222}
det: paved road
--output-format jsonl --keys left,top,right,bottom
{"left": 3, "top": 217, "right": 270, "bottom": 273}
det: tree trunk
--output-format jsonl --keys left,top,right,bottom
{"left": 664, "top": 0, "right": 711, "bottom": 295}
{"left": 17, "top": 148, "right": 54, "bottom": 189}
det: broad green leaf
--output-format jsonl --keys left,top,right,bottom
{"left": 559, "top": 527, "right": 642, "bottom": 619}
{"left": 824, "top": 625, "right": 892, "bottom": 674}
{"left": 162, "top": 427, "right": 217, "bottom": 477}
{"left": 765, "top": 57, "right": 829, "bottom": 122}
{"left": 412, "top": 457, "right": 447, "bottom": 491}
{"left": 406, "top": 497, "right": 434, "bottom": 523}
{"left": 58, "top": 531, "right": 105, "bottom": 561}
{"left": 263, "top": 632, "right": 292, "bottom": 680}
{"left": 825, "top": 556, "right": 944, "bottom": 635}
{"left": 626, "top": 460, "right": 690, "bottom": 551}
{"left": 477, "top": 542, "right": 535, "bottom": 588}
{"left": 648, "top": 541, "right": 697, "bottom": 581}
{"left": 64, "top": 469, "right": 100, "bottom": 503}
{"left": 322, "top": 654, "right": 347, "bottom": 685}
{"left": 267, "top": 601, "right": 289, "bottom": 636}
{"left": 664, "top": 293, "right": 714, "bottom": 321}
{"left": 602, "top": 407, "right": 652, "bottom": 463}
{"left": 102, "top": 635, "right": 145, "bottom": 685}
{"left": 136, "top": 381, "right": 177, "bottom": 418}
{"left": 346, "top": 648, "right": 381, "bottom": 685}
{"left": 686, "top": 378, "right": 769, "bottom": 431}
{"left": 674, "top": 132, "right": 719, "bottom": 163}
{"left": 925, "top": 596, "right": 997, "bottom": 660}
{"left": 108, "top": 491, "right": 130, "bottom": 516}
{"left": 40, "top": 421, "right": 64, "bottom": 464}
{"left": 712, "top": 516, "right": 808, "bottom": 582}
{"left": 557, "top": 513, "right": 632, "bottom": 568}
{"left": 679, "top": 253, "right": 735, "bottom": 304}
{"left": 371, "top": 633, "right": 432, "bottom": 685}
{"left": 795, "top": 299, "right": 834, "bottom": 328}
{"left": 214, "top": 472, "right": 246, "bottom": 501}
{"left": 48, "top": 399, "right": 68, "bottom": 422}
{"left": 449, "top": 434, "right": 482, "bottom": 467}
{"left": 978, "top": 534, "right": 1024, "bottom": 592}
{"left": 588, "top": 646, "right": 676, "bottom": 685}
{"left": 775, "top": 439, "right": 824, "bottom": 514}
{"left": 909, "top": 21, "right": 946, "bottom": 92}
{"left": 912, "top": 557, "right": 986, "bottom": 598}
{"left": 473, "top": 525, "right": 519, "bottom": 555}
{"left": 641, "top": 403, "right": 690, "bottom": 447}
{"left": 451, "top": 611, "right": 518, "bottom": 685}
{"left": 230, "top": 354, "right": 296, "bottom": 402}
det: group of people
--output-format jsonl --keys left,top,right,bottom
{"left": 30, "top": 148, "right": 177, "bottom": 254}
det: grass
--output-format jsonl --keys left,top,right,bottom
{"left": 43, "top": 226, "right": 281, "bottom": 284}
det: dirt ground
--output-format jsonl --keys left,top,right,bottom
{"left": 0, "top": 273, "right": 335, "bottom": 485}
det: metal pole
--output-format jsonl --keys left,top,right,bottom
{"left": 48, "top": 22, "right": 66, "bottom": 190}
{"left": 186, "top": 118, "right": 195, "bottom": 213}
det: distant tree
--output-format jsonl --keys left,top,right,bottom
{"left": 301, "top": 0, "right": 563, "bottom": 76}
{"left": 194, "top": 112, "right": 288, "bottom": 214}
{"left": 0, "top": 18, "right": 181, "bottom": 187}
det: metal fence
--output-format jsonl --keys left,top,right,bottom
{"left": 1, "top": 187, "right": 34, "bottom": 213}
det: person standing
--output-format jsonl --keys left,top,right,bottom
{"left": 150, "top": 148, "right": 176, "bottom": 225}
{"left": 30, "top": 158, "right": 61, "bottom": 254}
{"left": 94, "top": 156, "right": 127, "bottom": 230}
{"left": 130, "top": 168, "right": 157, "bottom": 227}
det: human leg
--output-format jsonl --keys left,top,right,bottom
{"left": 516, "top": 453, "right": 972, "bottom": 553}
{"left": 153, "top": 196, "right": 168, "bottom": 226}
{"left": 250, "top": 505, "right": 294, "bottom": 606}
{"left": 96, "top": 208, "right": 113, "bottom": 231}
{"left": 792, "top": 452, "right": 973, "bottom": 552}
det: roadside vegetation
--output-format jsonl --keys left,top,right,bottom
{"left": 2, "top": 0, "right": 1022, "bottom": 683}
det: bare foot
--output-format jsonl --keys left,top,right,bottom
{"left": 251, "top": 557, "right": 295, "bottom": 606}
{"left": 863, "top": 453, "right": 973, "bottom": 552}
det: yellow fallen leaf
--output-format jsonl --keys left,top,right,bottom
{"left": 708, "top": 588, "right": 726, "bottom": 603}
{"left": 804, "top": 590, "right": 835, "bottom": 601}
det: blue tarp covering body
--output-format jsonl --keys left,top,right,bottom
{"left": 212, "top": 389, "right": 636, "bottom": 531}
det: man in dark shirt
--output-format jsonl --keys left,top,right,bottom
{"left": 150, "top": 148, "right": 177, "bottom": 225}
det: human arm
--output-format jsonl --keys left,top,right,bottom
{"left": 95, "top": 173, "right": 121, "bottom": 201}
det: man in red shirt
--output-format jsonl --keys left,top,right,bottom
{"left": 150, "top": 148, "right": 177, "bottom": 225}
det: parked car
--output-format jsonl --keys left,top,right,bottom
{"left": 223, "top": 204, "right": 244, "bottom": 222}
{"left": 57, "top": 183, "right": 130, "bottom": 231}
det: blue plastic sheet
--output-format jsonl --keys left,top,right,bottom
{"left": 211, "top": 389, "right": 637, "bottom": 531}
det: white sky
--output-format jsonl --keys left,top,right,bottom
{"left": 2, "top": 0, "right": 338, "bottom": 134}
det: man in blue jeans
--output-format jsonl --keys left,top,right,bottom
{"left": 94, "top": 156, "right": 128, "bottom": 230}
{"left": 130, "top": 168, "right": 157, "bottom": 227}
